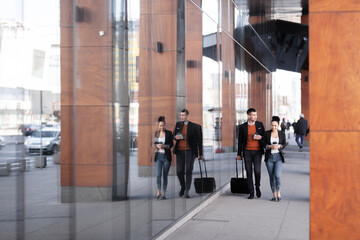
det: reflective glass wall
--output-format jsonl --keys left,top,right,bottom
{"left": 0, "top": 0, "right": 296, "bottom": 239}
{"left": 0, "top": 1, "right": 61, "bottom": 239}
{"left": 111, "top": 0, "right": 276, "bottom": 238}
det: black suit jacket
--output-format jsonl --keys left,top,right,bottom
{"left": 237, "top": 121, "right": 265, "bottom": 157}
{"left": 173, "top": 121, "right": 203, "bottom": 157}
{"left": 154, "top": 130, "right": 174, "bottom": 162}
{"left": 263, "top": 130, "right": 286, "bottom": 163}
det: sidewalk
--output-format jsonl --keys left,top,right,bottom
{"left": 0, "top": 134, "right": 308, "bottom": 240}
{"left": 163, "top": 137, "right": 309, "bottom": 240}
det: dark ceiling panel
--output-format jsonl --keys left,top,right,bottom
{"left": 234, "top": 19, "right": 308, "bottom": 73}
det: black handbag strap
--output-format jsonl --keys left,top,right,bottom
{"left": 235, "top": 158, "right": 245, "bottom": 178}
{"left": 197, "top": 158, "right": 208, "bottom": 179}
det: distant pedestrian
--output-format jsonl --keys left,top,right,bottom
{"left": 280, "top": 118, "right": 287, "bottom": 132}
{"left": 214, "top": 117, "right": 222, "bottom": 141}
{"left": 263, "top": 116, "right": 286, "bottom": 202}
{"left": 292, "top": 120, "right": 297, "bottom": 137}
{"left": 294, "top": 113, "right": 308, "bottom": 152}
{"left": 286, "top": 120, "right": 291, "bottom": 130}
{"left": 154, "top": 116, "right": 173, "bottom": 200}
{"left": 286, "top": 120, "right": 291, "bottom": 138}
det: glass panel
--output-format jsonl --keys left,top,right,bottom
{"left": 1, "top": 0, "right": 304, "bottom": 239}
{"left": 0, "top": 0, "right": 62, "bottom": 239}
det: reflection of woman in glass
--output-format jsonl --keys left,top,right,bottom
{"left": 263, "top": 116, "right": 286, "bottom": 202}
{"left": 154, "top": 116, "right": 173, "bottom": 199}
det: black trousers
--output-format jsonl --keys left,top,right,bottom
{"left": 176, "top": 150, "right": 195, "bottom": 191}
{"left": 244, "top": 149, "right": 263, "bottom": 194}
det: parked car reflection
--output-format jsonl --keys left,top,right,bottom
{"left": 44, "top": 122, "right": 61, "bottom": 129}
{"left": 19, "top": 124, "right": 41, "bottom": 136}
{"left": 24, "top": 128, "right": 61, "bottom": 154}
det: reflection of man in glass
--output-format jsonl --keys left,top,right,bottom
{"left": 236, "top": 108, "right": 265, "bottom": 199}
{"left": 174, "top": 109, "right": 203, "bottom": 198}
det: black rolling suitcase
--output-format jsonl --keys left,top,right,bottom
{"left": 194, "top": 158, "right": 216, "bottom": 194}
{"left": 231, "top": 158, "right": 250, "bottom": 194}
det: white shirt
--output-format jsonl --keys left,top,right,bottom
{"left": 157, "top": 136, "right": 165, "bottom": 153}
{"left": 248, "top": 121, "right": 255, "bottom": 126}
{"left": 270, "top": 136, "right": 279, "bottom": 154}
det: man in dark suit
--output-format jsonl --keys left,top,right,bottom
{"left": 236, "top": 108, "right": 265, "bottom": 199}
{"left": 174, "top": 109, "right": 203, "bottom": 198}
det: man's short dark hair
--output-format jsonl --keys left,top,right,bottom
{"left": 181, "top": 109, "right": 189, "bottom": 115}
{"left": 247, "top": 108, "right": 256, "bottom": 115}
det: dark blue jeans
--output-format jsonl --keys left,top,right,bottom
{"left": 156, "top": 153, "right": 171, "bottom": 191}
{"left": 265, "top": 153, "right": 283, "bottom": 193}
{"left": 244, "top": 150, "right": 263, "bottom": 194}
{"left": 295, "top": 134, "right": 305, "bottom": 148}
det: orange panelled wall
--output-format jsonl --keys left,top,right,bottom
{"left": 249, "top": 70, "right": 270, "bottom": 128}
{"left": 137, "top": 0, "right": 204, "bottom": 168}
{"left": 185, "top": 0, "right": 203, "bottom": 125}
{"left": 221, "top": 1, "right": 236, "bottom": 149}
{"left": 138, "top": 0, "right": 177, "bottom": 167}
{"left": 310, "top": 0, "right": 360, "bottom": 239}
{"left": 60, "top": 0, "right": 113, "bottom": 188}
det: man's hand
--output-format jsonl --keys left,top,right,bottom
{"left": 236, "top": 155, "right": 241, "bottom": 160}
{"left": 254, "top": 135, "right": 262, "bottom": 140}
{"left": 175, "top": 135, "right": 182, "bottom": 140}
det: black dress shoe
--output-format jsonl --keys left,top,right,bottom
{"left": 248, "top": 194, "right": 254, "bottom": 199}
{"left": 184, "top": 190, "right": 190, "bottom": 198}
{"left": 256, "top": 187, "right": 261, "bottom": 198}
{"left": 270, "top": 197, "right": 277, "bottom": 201}
{"left": 179, "top": 187, "right": 185, "bottom": 197}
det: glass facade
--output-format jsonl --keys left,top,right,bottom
{"left": 0, "top": 0, "right": 304, "bottom": 239}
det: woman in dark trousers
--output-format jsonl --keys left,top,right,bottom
{"left": 263, "top": 116, "right": 286, "bottom": 202}
{"left": 154, "top": 116, "right": 173, "bottom": 199}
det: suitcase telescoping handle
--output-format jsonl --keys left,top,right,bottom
{"left": 197, "top": 158, "right": 208, "bottom": 179}
{"left": 235, "top": 157, "right": 245, "bottom": 178}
